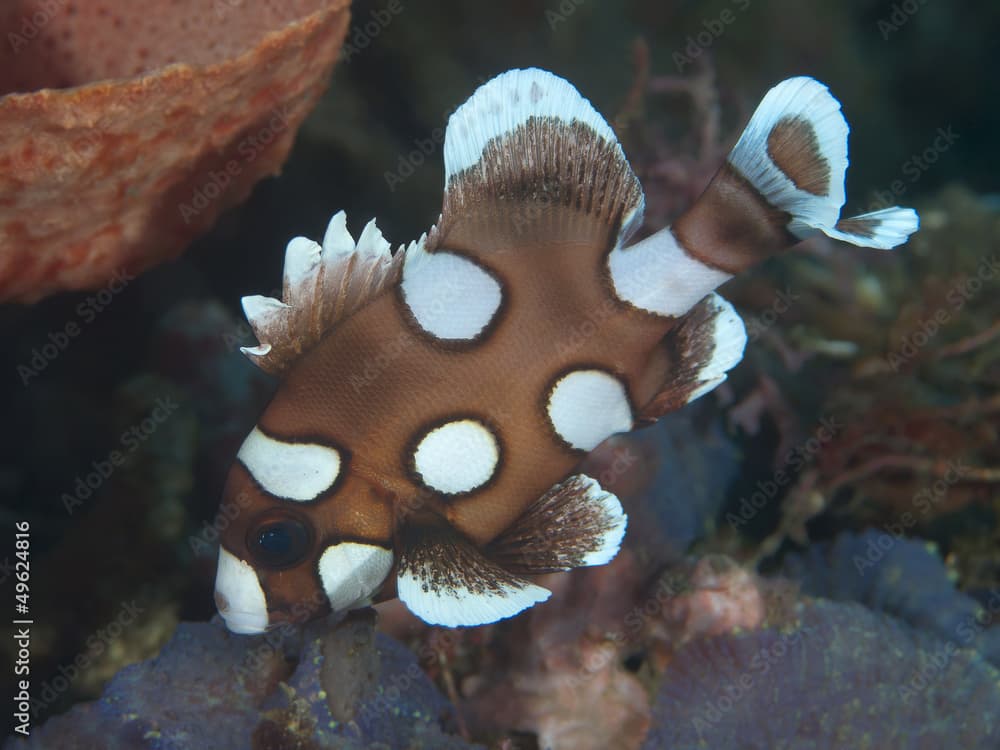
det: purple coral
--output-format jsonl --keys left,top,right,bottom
{"left": 784, "top": 530, "right": 1000, "bottom": 665}
{"left": 5, "top": 621, "right": 477, "bottom": 750}
{"left": 643, "top": 600, "right": 1000, "bottom": 749}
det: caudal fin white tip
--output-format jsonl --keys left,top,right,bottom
{"left": 728, "top": 76, "right": 849, "bottom": 235}
{"left": 822, "top": 206, "right": 920, "bottom": 249}
{"left": 727, "top": 76, "right": 918, "bottom": 247}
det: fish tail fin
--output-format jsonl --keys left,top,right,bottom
{"left": 819, "top": 206, "right": 920, "bottom": 250}
{"left": 675, "top": 76, "right": 918, "bottom": 269}
{"left": 607, "top": 77, "right": 918, "bottom": 318}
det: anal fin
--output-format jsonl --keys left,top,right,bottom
{"left": 638, "top": 293, "right": 747, "bottom": 423}
{"left": 397, "top": 523, "right": 550, "bottom": 628}
{"left": 486, "top": 474, "right": 628, "bottom": 574}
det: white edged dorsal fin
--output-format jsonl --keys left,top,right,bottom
{"left": 431, "top": 68, "right": 645, "bottom": 250}
{"left": 396, "top": 523, "right": 550, "bottom": 627}
{"left": 487, "top": 474, "right": 627, "bottom": 573}
{"left": 639, "top": 293, "right": 747, "bottom": 422}
{"left": 240, "top": 211, "right": 405, "bottom": 375}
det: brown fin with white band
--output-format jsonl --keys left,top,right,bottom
{"left": 396, "top": 521, "right": 551, "bottom": 627}
{"left": 486, "top": 474, "right": 627, "bottom": 574}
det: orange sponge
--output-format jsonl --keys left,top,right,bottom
{"left": 0, "top": 0, "right": 351, "bottom": 302}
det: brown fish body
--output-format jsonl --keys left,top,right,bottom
{"left": 258, "top": 208, "right": 677, "bottom": 545}
{"left": 213, "top": 69, "right": 918, "bottom": 632}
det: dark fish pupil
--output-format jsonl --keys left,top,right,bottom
{"left": 258, "top": 526, "right": 291, "bottom": 556}
{"left": 250, "top": 518, "right": 310, "bottom": 569}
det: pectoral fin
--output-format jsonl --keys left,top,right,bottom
{"left": 396, "top": 523, "right": 550, "bottom": 628}
{"left": 487, "top": 474, "right": 627, "bottom": 574}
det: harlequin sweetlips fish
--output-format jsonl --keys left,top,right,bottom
{"left": 213, "top": 69, "right": 918, "bottom": 633}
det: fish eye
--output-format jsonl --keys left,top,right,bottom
{"left": 246, "top": 512, "right": 312, "bottom": 570}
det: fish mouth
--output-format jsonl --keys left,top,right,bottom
{"left": 217, "top": 608, "right": 270, "bottom": 635}
{"left": 215, "top": 589, "right": 330, "bottom": 634}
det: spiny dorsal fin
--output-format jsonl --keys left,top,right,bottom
{"left": 396, "top": 523, "right": 550, "bottom": 627}
{"left": 638, "top": 293, "right": 747, "bottom": 423}
{"left": 241, "top": 211, "right": 408, "bottom": 375}
{"left": 430, "top": 68, "right": 645, "bottom": 250}
{"left": 486, "top": 474, "right": 627, "bottom": 574}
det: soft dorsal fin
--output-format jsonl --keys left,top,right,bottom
{"left": 241, "top": 211, "right": 408, "bottom": 375}
{"left": 486, "top": 474, "right": 627, "bottom": 573}
{"left": 429, "top": 68, "right": 645, "bottom": 251}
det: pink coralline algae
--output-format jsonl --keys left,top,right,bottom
{"left": 658, "top": 556, "right": 768, "bottom": 642}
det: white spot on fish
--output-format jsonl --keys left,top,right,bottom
{"left": 401, "top": 251, "right": 502, "bottom": 341}
{"left": 412, "top": 418, "right": 499, "bottom": 494}
{"left": 546, "top": 369, "right": 633, "bottom": 451}
{"left": 317, "top": 542, "right": 394, "bottom": 613}
{"left": 237, "top": 427, "right": 342, "bottom": 502}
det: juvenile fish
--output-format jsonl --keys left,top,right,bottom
{"left": 213, "top": 69, "right": 917, "bottom": 632}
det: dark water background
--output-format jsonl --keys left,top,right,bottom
{"left": 1, "top": 0, "right": 998, "bottom": 744}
